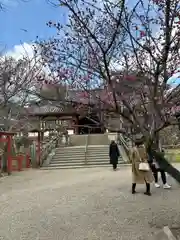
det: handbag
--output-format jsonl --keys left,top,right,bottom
{"left": 135, "top": 147, "right": 150, "bottom": 171}
{"left": 139, "top": 162, "right": 150, "bottom": 171}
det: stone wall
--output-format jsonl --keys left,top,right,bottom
{"left": 69, "top": 134, "right": 109, "bottom": 146}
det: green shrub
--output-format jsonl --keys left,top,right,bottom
{"left": 165, "top": 148, "right": 180, "bottom": 162}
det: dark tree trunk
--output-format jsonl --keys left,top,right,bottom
{"left": 146, "top": 135, "right": 180, "bottom": 183}
{"left": 154, "top": 132, "right": 160, "bottom": 150}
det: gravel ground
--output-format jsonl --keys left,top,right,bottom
{"left": 0, "top": 165, "right": 180, "bottom": 240}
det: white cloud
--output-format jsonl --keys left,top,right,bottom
{"left": 5, "top": 42, "right": 35, "bottom": 60}
{"left": 5, "top": 42, "right": 51, "bottom": 74}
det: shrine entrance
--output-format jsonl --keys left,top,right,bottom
{"left": 78, "top": 115, "right": 104, "bottom": 134}
{"left": 27, "top": 111, "right": 80, "bottom": 165}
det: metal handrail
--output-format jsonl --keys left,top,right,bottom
{"left": 40, "top": 136, "right": 59, "bottom": 166}
{"left": 119, "top": 134, "right": 129, "bottom": 150}
{"left": 84, "top": 132, "right": 89, "bottom": 164}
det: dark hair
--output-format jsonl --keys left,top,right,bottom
{"left": 111, "top": 140, "right": 115, "bottom": 144}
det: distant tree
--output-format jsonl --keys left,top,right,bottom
{"left": 0, "top": 56, "right": 42, "bottom": 173}
{"left": 0, "top": 56, "right": 43, "bottom": 128}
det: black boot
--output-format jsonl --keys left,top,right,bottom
{"left": 132, "top": 183, "right": 136, "bottom": 194}
{"left": 144, "top": 183, "right": 151, "bottom": 196}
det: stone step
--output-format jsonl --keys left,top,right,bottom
{"left": 52, "top": 157, "right": 113, "bottom": 162}
{"left": 54, "top": 153, "right": 86, "bottom": 157}
{"left": 52, "top": 157, "right": 86, "bottom": 161}
{"left": 55, "top": 145, "right": 109, "bottom": 149}
{"left": 87, "top": 148, "right": 109, "bottom": 152}
{"left": 55, "top": 149, "right": 109, "bottom": 152}
{"left": 54, "top": 153, "right": 109, "bottom": 157}
{"left": 89, "top": 149, "right": 109, "bottom": 150}
{"left": 55, "top": 152, "right": 85, "bottom": 156}
{"left": 86, "top": 154, "right": 109, "bottom": 156}
{"left": 51, "top": 158, "right": 122, "bottom": 163}
{"left": 42, "top": 162, "right": 125, "bottom": 170}
{"left": 42, "top": 144, "right": 125, "bottom": 170}
{"left": 50, "top": 161, "right": 109, "bottom": 165}
{"left": 52, "top": 155, "right": 111, "bottom": 161}
{"left": 87, "top": 157, "right": 122, "bottom": 160}
{"left": 55, "top": 149, "right": 85, "bottom": 153}
{"left": 55, "top": 149, "right": 109, "bottom": 153}
{"left": 55, "top": 151, "right": 109, "bottom": 155}
{"left": 49, "top": 161, "right": 111, "bottom": 166}
{"left": 87, "top": 146, "right": 109, "bottom": 148}
{"left": 86, "top": 153, "right": 109, "bottom": 156}
{"left": 56, "top": 149, "right": 109, "bottom": 154}
{"left": 49, "top": 161, "right": 110, "bottom": 166}
{"left": 41, "top": 164, "right": 111, "bottom": 170}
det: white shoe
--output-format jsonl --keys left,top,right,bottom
{"left": 163, "top": 183, "right": 171, "bottom": 189}
{"left": 155, "top": 183, "right": 160, "bottom": 188}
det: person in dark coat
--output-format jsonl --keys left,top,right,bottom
{"left": 109, "top": 140, "right": 120, "bottom": 170}
{"left": 148, "top": 149, "right": 171, "bottom": 189}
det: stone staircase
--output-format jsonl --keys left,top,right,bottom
{"left": 41, "top": 133, "right": 129, "bottom": 170}
{"left": 42, "top": 145, "right": 124, "bottom": 170}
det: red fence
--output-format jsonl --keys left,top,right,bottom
{"left": 0, "top": 132, "right": 31, "bottom": 174}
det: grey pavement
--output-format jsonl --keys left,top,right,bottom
{"left": 0, "top": 165, "right": 180, "bottom": 240}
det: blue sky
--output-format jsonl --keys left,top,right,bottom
{"left": 0, "top": 0, "right": 67, "bottom": 53}
{"left": 167, "top": 72, "right": 180, "bottom": 86}
{"left": 1, "top": 0, "right": 180, "bottom": 85}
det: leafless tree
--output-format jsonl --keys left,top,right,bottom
{"left": 0, "top": 55, "right": 43, "bottom": 172}
{"left": 0, "top": 56, "right": 43, "bottom": 129}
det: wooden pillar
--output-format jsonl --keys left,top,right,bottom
{"left": 41, "top": 131, "right": 44, "bottom": 142}
{"left": 73, "top": 116, "right": 79, "bottom": 134}
{"left": 7, "top": 135, "right": 12, "bottom": 175}
{"left": 57, "top": 117, "right": 60, "bottom": 137}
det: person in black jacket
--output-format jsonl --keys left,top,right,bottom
{"left": 148, "top": 149, "right": 171, "bottom": 189}
{"left": 109, "top": 140, "right": 120, "bottom": 170}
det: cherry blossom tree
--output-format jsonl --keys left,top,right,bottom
{"left": 37, "top": 0, "right": 180, "bottom": 181}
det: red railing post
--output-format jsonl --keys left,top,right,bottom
{"left": 17, "top": 155, "right": 23, "bottom": 171}
{"left": 7, "top": 136, "right": 12, "bottom": 175}
{"left": 26, "top": 154, "right": 30, "bottom": 168}
{"left": 37, "top": 132, "right": 41, "bottom": 166}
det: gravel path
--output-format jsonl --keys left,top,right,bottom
{"left": 0, "top": 166, "right": 180, "bottom": 240}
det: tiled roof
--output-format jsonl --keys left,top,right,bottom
{"left": 68, "top": 89, "right": 102, "bottom": 105}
